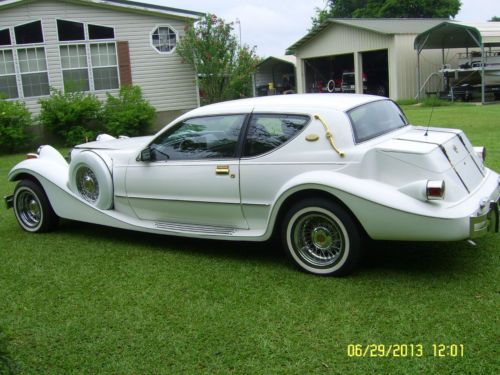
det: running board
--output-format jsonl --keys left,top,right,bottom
{"left": 154, "top": 221, "right": 237, "bottom": 236}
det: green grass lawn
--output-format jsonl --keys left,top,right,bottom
{"left": 0, "top": 104, "right": 499, "bottom": 374}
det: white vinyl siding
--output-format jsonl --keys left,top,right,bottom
{"left": 0, "top": 0, "right": 198, "bottom": 114}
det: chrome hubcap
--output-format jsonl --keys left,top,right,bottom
{"left": 76, "top": 167, "right": 99, "bottom": 203}
{"left": 16, "top": 190, "right": 42, "bottom": 228}
{"left": 292, "top": 213, "right": 344, "bottom": 267}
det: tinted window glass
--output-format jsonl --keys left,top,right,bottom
{"left": 243, "top": 114, "right": 309, "bottom": 157}
{"left": 0, "top": 29, "right": 11, "bottom": 46}
{"left": 88, "top": 24, "right": 115, "bottom": 40}
{"left": 348, "top": 100, "right": 408, "bottom": 143}
{"left": 14, "top": 21, "right": 44, "bottom": 44}
{"left": 150, "top": 115, "right": 245, "bottom": 161}
{"left": 57, "top": 20, "right": 85, "bottom": 41}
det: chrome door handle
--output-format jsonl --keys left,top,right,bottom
{"left": 215, "top": 165, "right": 230, "bottom": 175}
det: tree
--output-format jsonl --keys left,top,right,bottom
{"left": 490, "top": 16, "right": 500, "bottom": 21}
{"left": 176, "top": 14, "right": 260, "bottom": 105}
{"left": 311, "top": 0, "right": 461, "bottom": 28}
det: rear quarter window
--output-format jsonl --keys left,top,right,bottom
{"left": 348, "top": 100, "right": 408, "bottom": 143}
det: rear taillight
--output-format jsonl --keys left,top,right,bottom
{"left": 426, "top": 180, "right": 445, "bottom": 200}
{"left": 473, "top": 146, "right": 486, "bottom": 162}
{"left": 26, "top": 153, "right": 38, "bottom": 159}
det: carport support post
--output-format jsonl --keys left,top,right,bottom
{"left": 354, "top": 52, "right": 363, "bottom": 94}
{"left": 417, "top": 50, "right": 421, "bottom": 101}
{"left": 481, "top": 44, "right": 485, "bottom": 104}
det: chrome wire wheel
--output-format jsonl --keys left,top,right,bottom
{"left": 15, "top": 189, "right": 42, "bottom": 230}
{"left": 283, "top": 199, "right": 361, "bottom": 276}
{"left": 292, "top": 212, "right": 345, "bottom": 268}
{"left": 76, "top": 166, "right": 99, "bottom": 203}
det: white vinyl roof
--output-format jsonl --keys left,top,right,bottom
{"left": 415, "top": 21, "right": 500, "bottom": 51}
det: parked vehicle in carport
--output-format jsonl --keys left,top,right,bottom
{"left": 5, "top": 94, "right": 499, "bottom": 276}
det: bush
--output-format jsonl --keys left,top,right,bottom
{"left": 421, "top": 96, "right": 452, "bottom": 107}
{"left": 103, "top": 85, "right": 156, "bottom": 137}
{"left": 0, "top": 99, "right": 33, "bottom": 154}
{"left": 38, "top": 89, "right": 103, "bottom": 146}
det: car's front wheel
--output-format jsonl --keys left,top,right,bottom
{"left": 282, "top": 198, "right": 361, "bottom": 276}
{"left": 13, "top": 180, "right": 59, "bottom": 233}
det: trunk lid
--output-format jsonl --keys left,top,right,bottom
{"left": 382, "top": 126, "right": 485, "bottom": 193}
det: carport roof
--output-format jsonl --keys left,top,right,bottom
{"left": 257, "top": 55, "right": 296, "bottom": 68}
{"left": 414, "top": 21, "right": 500, "bottom": 51}
{"left": 286, "top": 18, "right": 446, "bottom": 54}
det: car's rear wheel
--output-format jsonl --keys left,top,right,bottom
{"left": 13, "top": 180, "right": 59, "bottom": 233}
{"left": 282, "top": 198, "right": 361, "bottom": 276}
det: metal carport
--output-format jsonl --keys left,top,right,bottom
{"left": 415, "top": 21, "right": 500, "bottom": 103}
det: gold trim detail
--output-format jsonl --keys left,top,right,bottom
{"left": 305, "top": 134, "right": 320, "bottom": 142}
{"left": 215, "top": 165, "right": 230, "bottom": 175}
{"left": 314, "top": 114, "right": 345, "bottom": 157}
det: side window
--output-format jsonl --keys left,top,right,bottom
{"left": 149, "top": 115, "right": 246, "bottom": 161}
{"left": 243, "top": 114, "right": 309, "bottom": 157}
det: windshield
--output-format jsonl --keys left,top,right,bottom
{"left": 348, "top": 100, "right": 408, "bottom": 143}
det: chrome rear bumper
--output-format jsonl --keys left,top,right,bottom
{"left": 470, "top": 186, "right": 500, "bottom": 238}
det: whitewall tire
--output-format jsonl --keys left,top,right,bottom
{"left": 68, "top": 151, "right": 113, "bottom": 210}
{"left": 13, "top": 180, "right": 59, "bottom": 233}
{"left": 282, "top": 198, "right": 361, "bottom": 276}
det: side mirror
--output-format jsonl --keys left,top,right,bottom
{"left": 138, "top": 147, "right": 152, "bottom": 162}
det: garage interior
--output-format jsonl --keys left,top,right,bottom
{"left": 303, "top": 49, "right": 389, "bottom": 96}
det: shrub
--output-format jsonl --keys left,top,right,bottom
{"left": 38, "top": 89, "right": 103, "bottom": 146}
{"left": 0, "top": 99, "right": 33, "bottom": 154}
{"left": 103, "top": 85, "right": 156, "bottom": 137}
{"left": 421, "top": 96, "right": 452, "bottom": 107}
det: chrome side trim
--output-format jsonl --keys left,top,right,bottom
{"left": 154, "top": 221, "right": 237, "bottom": 235}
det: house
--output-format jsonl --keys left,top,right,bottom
{"left": 286, "top": 18, "right": 449, "bottom": 101}
{"left": 0, "top": 0, "right": 203, "bottom": 125}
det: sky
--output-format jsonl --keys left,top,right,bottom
{"left": 145, "top": 0, "right": 500, "bottom": 57}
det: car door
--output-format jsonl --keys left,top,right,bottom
{"left": 125, "top": 114, "right": 248, "bottom": 229}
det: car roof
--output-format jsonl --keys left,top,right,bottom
{"left": 187, "top": 94, "right": 385, "bottom": 117}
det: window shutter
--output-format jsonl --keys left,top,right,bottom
{"left": 116, "top": 41, "right": 132, "bottom": 85}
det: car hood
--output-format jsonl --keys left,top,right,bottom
{"left": 74, "top": 136, "right": 154, "bottom": 150}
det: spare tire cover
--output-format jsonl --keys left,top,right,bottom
{"left": 68, "top": 151, "right": 113, "bottom": 210}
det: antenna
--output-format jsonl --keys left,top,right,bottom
{"left": 424, "top": 101, "right": 435, "bottom": 136}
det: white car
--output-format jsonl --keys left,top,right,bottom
{"left": 5, "top": 94, "right": 499, "bottom": 276}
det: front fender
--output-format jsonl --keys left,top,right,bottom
{"left": 8, "top": 146, "right": 69, "bottom": 189}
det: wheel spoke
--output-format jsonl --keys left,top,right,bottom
{"left": 292, "top": 212, "right": 345, "bottom": 267}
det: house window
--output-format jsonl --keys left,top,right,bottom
{"left": 0, "top": 49, "right": 18, "bottom": 98}
{"left": 0, "top": 29, "right": 11, "bottom": 46}
{"left": 151, "top": 26, "right": 177, "bottom": 53}
{"left": 88, "top": 24, "right": 114, "bottom": 40}
{"left": 57, "top": 20, "right": 85, "bottom": 41}
{"left": 60, "top": 45, "right": 89, "bottom": 92}
{"left": 90, "top": 43, "right": 119, "bottom": 90}
{"left": 17, "top": 47, "right": 49, "bottom": 97}
{"left": 14, "top": 21, "right": 44, "bottom": 44}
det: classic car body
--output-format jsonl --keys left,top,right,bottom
{"left": 5, "top": 94, "right": 500, "bottom": 275}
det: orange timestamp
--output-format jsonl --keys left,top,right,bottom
{"left": 347, "top": 344, "right": 464, "bottom": 358}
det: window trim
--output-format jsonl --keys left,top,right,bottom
{"left": 240, "top": 113, "right": 312, "bottom": 160}
{"left": 16, "top": 46, "right": 51, "bottom": 98}
{"left": 150, "top": 24, "right": 178, "bottom": 55}
{"left": 57, "top": 41, "right": 120, "bottom": 93}
{"left": 146, "top": 113, "right": 250, "bottom": 162}
{"left": 0, "top": 28, "right": 12, "bottom": 47}
{"left": 13, "top": 20, "right": 45, "bottom": 46}
{"left": 0, "top": 48, "right": 18, "bottom": 99}
{"left": 347, "top": 99, "right": 409, "bottom": 145}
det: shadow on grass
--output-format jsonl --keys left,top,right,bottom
{"left": 56, "top": 220, "right": 478, "bottom": 277}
